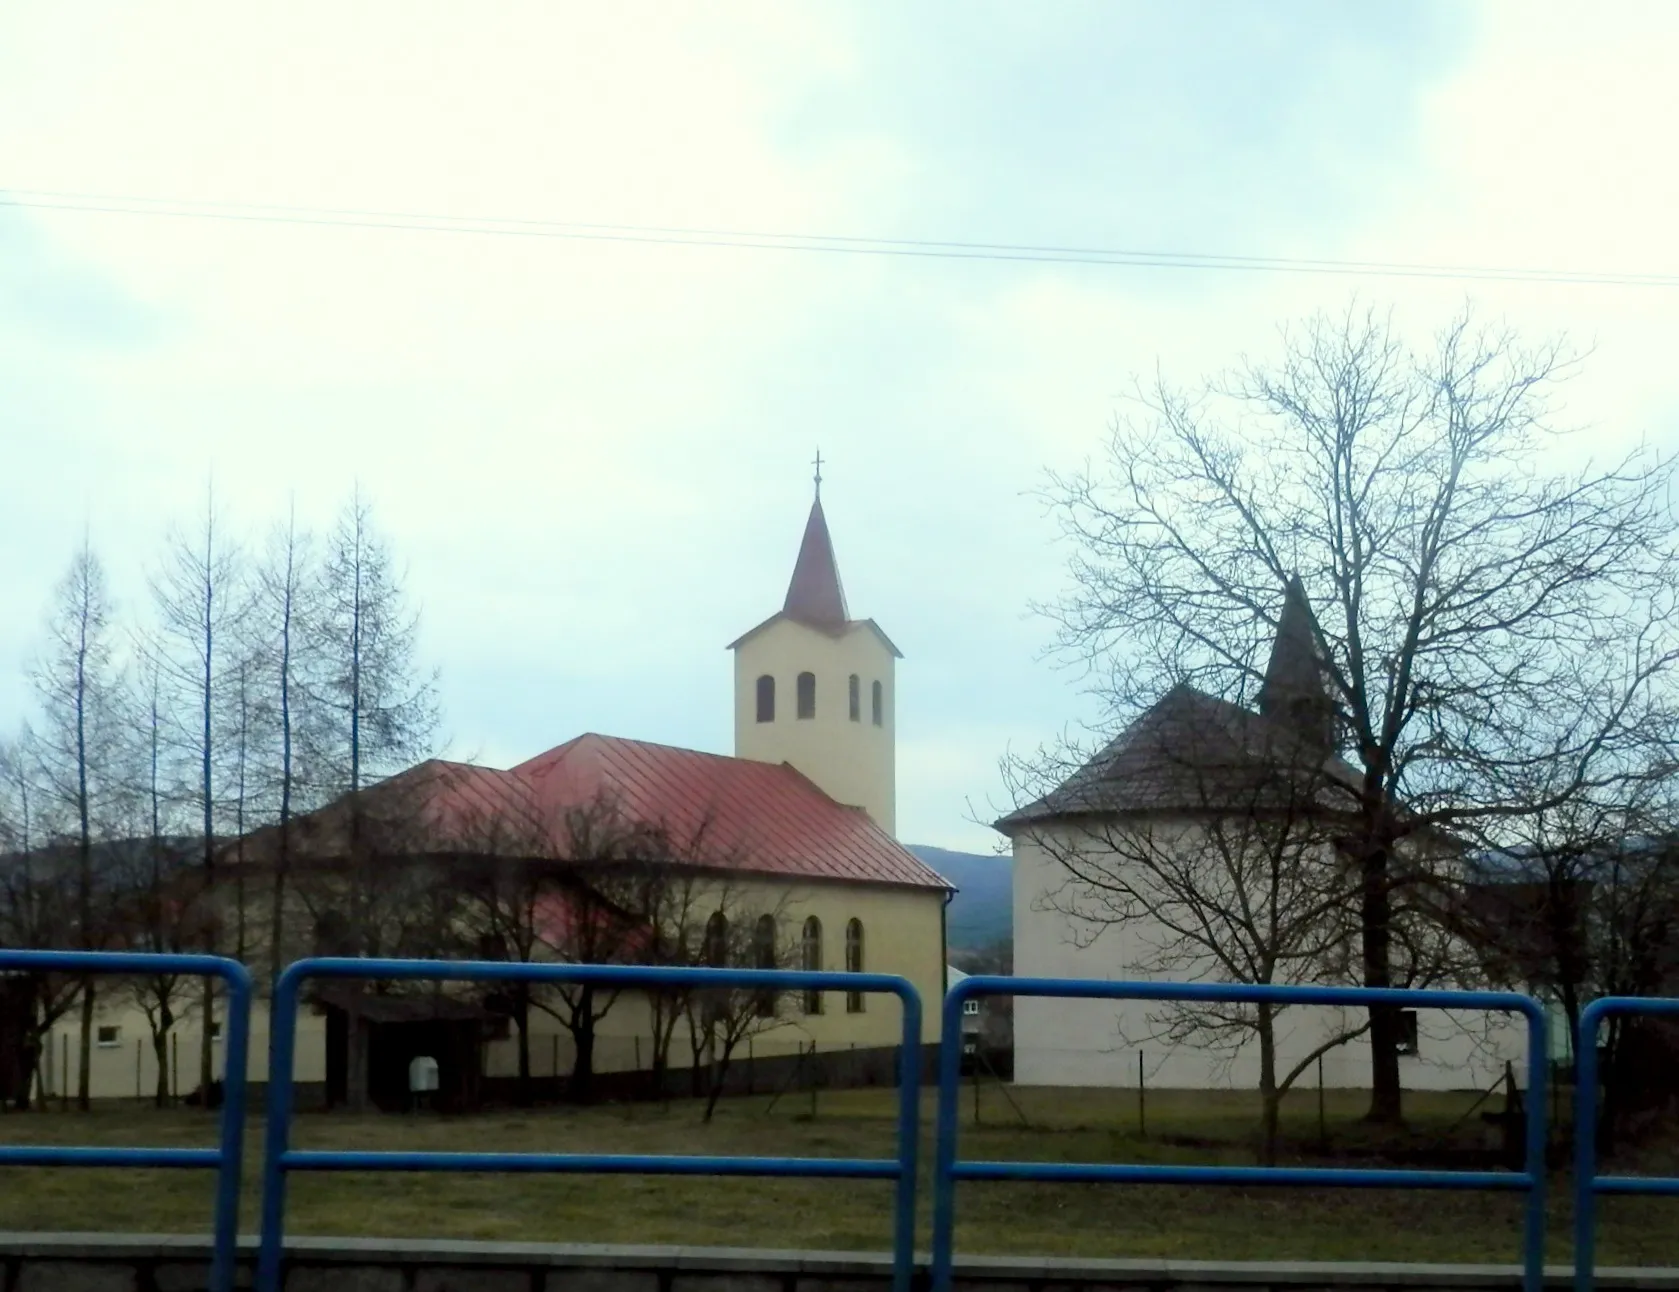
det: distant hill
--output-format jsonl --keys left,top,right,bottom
{"left": 908, "top": 845, "right": 1011, "bottom": 954}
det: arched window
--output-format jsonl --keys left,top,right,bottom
{"left": 704, "top": 912, "right": 729, "bottom": 967}
{"left": 754, "top": 914, "right": 778, "bottom": 1018}
{"left": 756, "top": 674, "right": 775, "bottom": 723}
{"left": 871, "top": 680, "right": 884, "bottom": 727}
{"left": 801, "top": 916, "right": 823, "bottom": 1014}
{"left": 848, "top": 674, "right": 861, "bottom": 722}
{"left": 845, "top": 917, "right": 865, "bottom": 1014}
{"left": 797, "top": 671, "right": 816, "bottom": 719}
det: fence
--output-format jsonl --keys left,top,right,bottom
{"left": 0, "top": 949, "right": 252, "bottom": 1292}
{"left": 14, "top": 950, "right": 1678, "bottom": 1292}
{"left": 254, "top": 957, "right": 924, "bottom": 1292}
{"left": 1573, "top": 995, "right": 1679, "bottom": 1292}
{"left": 929, "top": 976, "right": 1550, "bottom": 1292}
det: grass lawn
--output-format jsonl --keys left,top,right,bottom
{"left": 0, "top": 1084, "right": 1674, "bottom": 1266}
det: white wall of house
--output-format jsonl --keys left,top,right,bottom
{"left": 1012, "top": 824, "right": 1530, "bottom": 1092}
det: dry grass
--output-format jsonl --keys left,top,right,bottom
{"left": 0, "top": 1085, "right": 1673, "bottom": 1265}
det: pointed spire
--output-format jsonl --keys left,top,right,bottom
{"left": 782, "top": 484, "right": 849, "bottom": 630}
{"left": 1259, "top": 575, "right": 1336, "bottom": 748}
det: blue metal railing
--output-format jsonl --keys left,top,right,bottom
{"left": 0, "top": 949, "right": 253, "bottom": 1292}
{"left": 254, "top": 957, "right": 923, "bottom": 1292}
{"left": 930, "top": 977, "right": 1549, "bottom": 1292}
{"left": 1573, "top": 995, "right": 1679, "bottom": 1292}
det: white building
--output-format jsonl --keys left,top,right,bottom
{"left": 1000, "top": 580, "right": 1526, "bottom": 1093}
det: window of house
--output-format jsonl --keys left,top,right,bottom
{"left": 209, "top": 1021, "right": 223, "bottom": 1043}
{"left": 845, "top": 917, "right": 865, "bottom": 1014}
{"left": 756, "top": 674, "right": 775, "bottom": 723}
{"left": 963, "top": 1000, "right": 980, "bottom": 1017}
{"left": 754, "top": 914, "right": 778, "bottom": 1018}
{"left": 1397, "top": 1010, "right": 1420, "bottom": 1057}
{"left": 848, "top": 674, "right": 861, "bottom": 722}
{"left": 704, "top": 912, "right": 729, "bottom": 967}
{"left": 96, "top": 1025, "right": 121, "bottom": 1048}
{"left": 797, "top": 671, "right": 816, "bottom": 719}
{"left": 871, "top": 680, "right": 883, "bottom": 726}
{"left": 802, "top": 916, "right": 823, "bottom": 1014}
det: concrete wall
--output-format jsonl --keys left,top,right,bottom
{"left": 1012, "top": 825, "right": 1528, "bottom": 1092}
{"left": 0, "top": 1237, "right": 1665, "bottom": 1292}
{"left": 733, "top": 615, "right": 897, "bottom": 836}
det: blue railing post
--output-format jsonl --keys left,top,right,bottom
{"left": 0, "top": 950, "right": 254, "bottom": 1292}
{"left": 1573, "top": 995, "right": 1679, "bottom": 1292}
{"left": 932, "top": 977, "right": 1548, "bottom": 1292}
{"left": 254, "top": 958, "right": 923, "bottom": 1292}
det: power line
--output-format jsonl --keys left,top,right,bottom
{"left": 3, "top": 187, "right": 1676, "bottom": 288}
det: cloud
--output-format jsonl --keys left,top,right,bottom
{"left": 0, "top": 1, "right": 1674, "bottom": 851}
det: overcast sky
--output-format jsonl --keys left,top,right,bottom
{"left": 2, "top": 2, "right": 1676, "bottom": 852}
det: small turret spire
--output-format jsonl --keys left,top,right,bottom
{"left": 1259, "top": 575, "right": 1337, "bottom": 749}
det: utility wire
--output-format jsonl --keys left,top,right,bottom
{"left": 3, "top": 187, "right": 1676, "bottom": 289}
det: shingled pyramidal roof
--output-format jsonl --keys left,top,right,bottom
{"left": 997, "top": 576, "right": 1354, "bottom": 833}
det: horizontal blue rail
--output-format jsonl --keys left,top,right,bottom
{"left": 1574, "top": 995, "right": 1679, "bottom": 1292}
{"left": 930, "top": 976, "right": 1548, "bottom": 1292}
{"left": 255, "top": 957, "right": 923, "bottom": 1292}
{"left": 0, "top": 949, "right": 252, "bottom": 1292}
{"left": 278, "top": 1150, "right": 901, "bottom": 1177}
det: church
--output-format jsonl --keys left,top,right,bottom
{"left": 47, "top": 483, "right": 952, "bottom": 1108}
{"left": 1002, "top": 580, "right": 1526, "bottom": 1094}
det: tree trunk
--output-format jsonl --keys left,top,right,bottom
{"left": 515, "top": 995, "right": 531, "bottom": 1106}
{"left": 570, "top": 987, "right": 596, "bottom": 1103}
{"left": 198, "top": 978, "right": 216, "bottom": 1104}
{"left": 702, "top": 1043, "right": 735, "bottom": 1123}
{"left": 345, "top": 1005, "right": 368, "bottom": 1113}
{"left": 269, "top": 818, "right": 289, "bottom": 997}
{"left": 1361, "top": 845, "right": 1403, "bottom": 1125}
{"left": 76, "top": 983, "right": 94, "bottom": 1111}
{"left": 152, "top": 1021, "right": 172, "bottom": 1107}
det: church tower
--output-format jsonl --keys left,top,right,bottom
{"left": 728, "top": 466, "right": 901, "bottom": 835}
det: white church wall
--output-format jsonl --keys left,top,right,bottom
{"left": 1012, "top": 825, "right": 1528, "bottom": 1092}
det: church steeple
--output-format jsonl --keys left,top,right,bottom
{"left": 729, "top": 461, "right": 899, "bottom": 835}
{"left": 783, "top": 491, "right": 849, "bottom": 629}
{"left": 1259, "top": 575, "right": 1337, "bottom": 749}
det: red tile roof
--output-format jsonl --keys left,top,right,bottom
{"left": 511, "top": 735, "right": 948, "bottom": 890}
{"left": 334, "top": 740, "right": 947, "bottom": 891}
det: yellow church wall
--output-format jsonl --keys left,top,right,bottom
{"left": 43, "top": 874, "right": 945, "bottom": 1102}
{"left": 484, "top": 873, "right": 949, "bottom": 1078}
{"left": 38, "top": 994, "right": 330, "bottom": 1103}
{"left": 732, "top": 617, "right": 897, "bottom": 835}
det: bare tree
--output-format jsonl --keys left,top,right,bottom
{"left": 247, "top": 506, "right": 320, "bottom": 994}
{"left": 0, "top": 734, "right": 81, "bottom": 1109}
{"left": 311, "top": 489, "right": 439, "bottom": 952}
{"left": 450, "top": 782, "right": 672, "bottom": 1104}
{"left": 148, "top": 484, "right": 247, "bottom": 1098}
{"left": 684, "top": 886, "right": 799, "bottom": 1123}
{"left": 114, "top": 662, "right": 206, "bottom": 1106}
{"left": 1038, "top": 304, "right": 1679, "bottom": 1122}
{"left": 29, "top": 543, "right": 128, "bottom": 1109}
{"left": 1006, "top": 712, "right": 1371, "bottom": 1164}
{"left": 1460, "top": 785, "right": 1679, "bottom": 1140}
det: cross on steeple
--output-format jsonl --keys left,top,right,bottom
{"left": 812, "top": 448, "right": 824, "bottom": 500}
